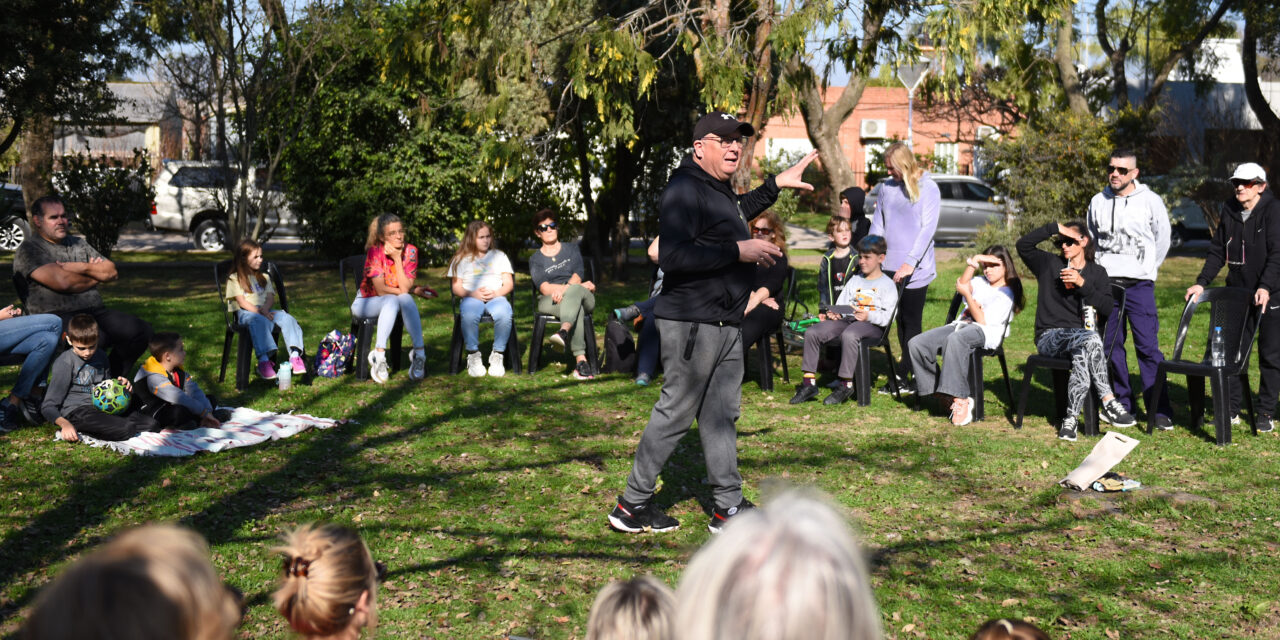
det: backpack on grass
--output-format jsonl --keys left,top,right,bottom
{"left": 314, "top": 330, "right": 356, "bottom": 377}
{"left": 600, "top": 318, "right": 637, "bottom": 375}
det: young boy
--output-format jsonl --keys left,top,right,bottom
{"left": 43, "top": 314, "right": 160, "bottom": 442}
{"left": 817, "top": 216, "right": 857, "bottom": 307}
{"left": 133, "top": 332, "right": 220, "bottom": 429}
{"left": 790, "top": 235, "right": 899, "bottom": 406}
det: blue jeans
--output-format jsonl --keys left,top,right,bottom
{"left": 635, "top": 298, "right": 660, "bottom": 377}
{"left": 0, "top": 314, "right": 62, "bottom": 398}
{"left": 236, "top": 309, "right": 305, "bottom": 362}
{"left": 351, "top": 294, "right": 424, "bottom": 350}
{"left": 459, "top": 296, "right": 512, "bottom": 352}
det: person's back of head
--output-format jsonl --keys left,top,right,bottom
{"left": 23, "top": 524, "right": 241, "bottom": 640}
{"left": 969, "top": 618, "right": 1050, "bottom": 640}
{"left": 274, "top": 523, "right": 379, "bottom": 638}
{"left": 675, "top": 489, "right": 883, "bottom": 640}
{"left": 586, "top": 575, "right": 676, "bottom": 640}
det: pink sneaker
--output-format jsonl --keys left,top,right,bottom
{"left": 289, "top": 354, "right": 307, "bottom": 375}
{"left": 257, "top": 360, "right": 277, "bottom": 380}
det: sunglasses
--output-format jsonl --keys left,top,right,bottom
{"left": 1231, "top": 179, "right": 1263, "bottom": 188}
{"left": 1055, "top": 235, "right": 1079, "bottom": 247}
{"left": 702, "top": 135, "right": 746, "bottom": 148}
{"left": 536, "top": 222, "right": 557, "bottom": 232}
{"left": 752, "top": 226, "right": 774, "bottom": 236}
{"left": 1106, "top": 165, "right": 1133, "bottom": 176}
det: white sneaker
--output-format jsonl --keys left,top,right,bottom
{"left": 368, "top": 350, "right": 389, "bottom": 384}
{"left": 488, "top": 351, "right": 506, "bottom": 377}
{"left": 466, "top": 351, "right": 485, "bottom": 377}
{"left": 410, "top": 348, "right": 426, "bottom": 380}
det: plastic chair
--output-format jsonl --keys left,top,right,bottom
{"left": 1146, "top": 287, "right": 1260, "bottom": 445}
{"left": 743, "top": 267, "right": 795, "bottom": 392}
{"left": 340, "top": 254, "right": 403, "bottom": 381}
{"left": 920, "top": 292, "right": 1017, "bottom": 422}
{"left": 447, "top": 290, "right": 523, "bottom": 375}
{"left": 215, "top": 260, "right": 293, "bottom": 390}
{"left": 528, "top": 258, "right": 600, "bottom": 374}
{"left": 1015, "top": 282, "right": 1128, "bottom": 436}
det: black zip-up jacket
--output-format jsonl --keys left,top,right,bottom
{"left": 1017, "top": 222, "right": 1113, "bottom": 339}
{"left": 654, "top": 155, "right": 780, "bottom": 324}
{"left": 1194, "top": 190, "right": 1280, "bottom": 294}
{"left": 817, "top": 248, "right": 857, "bottom": 307}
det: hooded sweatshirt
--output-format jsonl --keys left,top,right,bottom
{"left": 868, "top": 173, "right": 940, "bottom": 289}
{"left": 1195, "top": 189, "right": 1280, "bottom": 294}
{"left": 1086, "top": 180, "right": 1171, "bottom": 281}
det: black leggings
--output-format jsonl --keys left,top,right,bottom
{"left": 895, "top": 284, "right": 929, "bottom": 376}
{"left": 66, "top": 404, "right": 161, "bottom": 441}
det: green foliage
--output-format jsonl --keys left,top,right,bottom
{"left": 55, "top": 150, "right": 155, "bottom": 259}
{"left": 757, "top": 148, "right": 829, "bottom": 222}
{"left": 975, "top": 110, "right": 1114, "bottom": 251}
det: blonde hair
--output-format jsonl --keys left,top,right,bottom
{"left": 969, "top": 619, "right": 1050, "bottom": 640}
{"left": 450, "top": 220, "right": 495, "bottom": 272}
{"left": 274, "top": 523, "right": 378, "bottom": 637}
{"left": 23, "top": 525, "right": 241, "bottom": 640}
{"left": 753, "top": 210, "right": 788, "bottom": 257}
{"left": 884, "top": 142, "right": 923, "bottom": 203}
{"left": 675, "top": 490, "right": 883, "bottom": 640}
{"left": 586, "top": 575, "right": 676, "bottom": 640}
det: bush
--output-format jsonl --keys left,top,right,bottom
{"left": 55, "top": 150, "right": 155, "bottom": 259}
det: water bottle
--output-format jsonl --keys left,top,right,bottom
{"left": 1211, "top": 326, "right": 1226, "bottom": 367}
{"left": 278, "top": 360, "right": 292, "bottom": 390}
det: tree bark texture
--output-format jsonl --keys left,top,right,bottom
{"left": 732, "top": 3, "right": 776, "bottom": 194}
{"left": 19, "top": 115, "right": 54, "bottom": 213}
{"left": 1055, "top": 14, "right": 1089, "bottom": 115}
{"left": 1242, "top": 21, "right": 1280, "bottom": 174}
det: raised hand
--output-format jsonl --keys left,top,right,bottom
{"left": 774, "top": 150, "right": 820, "bottom": 192}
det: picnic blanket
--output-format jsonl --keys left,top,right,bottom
{"left": 54, "top": 407, "right": 347, "bottom": 457}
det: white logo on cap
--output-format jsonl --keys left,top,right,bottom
{"left": 720, "top": 113, "right": 733, "bottom": 120}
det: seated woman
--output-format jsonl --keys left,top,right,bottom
{"left": 0, "top": 306, "right": 61, "bottom": 430}
{"left": 274, "top": 523, "right": 380, "bottom": 639}
{"left": 351, "top": 214, "right": 435, "bottom": 384}
{"left": 908, "top": 246, "right": 1024, "bottom": 426}
{"left": 740, "top": 211, "right": 790, "bottom": 354}
{"left": 448, "top": 220, "right": 514, "bottom": 378}
{"left": 1016, "top": 221, "right": 1136, "bottom": 441}
{"left": 530, "top": 209, "right": 596, "bottom": 380}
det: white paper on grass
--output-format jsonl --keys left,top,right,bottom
{"left": 1059, "top": 431, "right": 1140, "bottom": 491}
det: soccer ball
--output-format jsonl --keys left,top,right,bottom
{"left": 92, "top": 379, "right": 130, "bottom": 415}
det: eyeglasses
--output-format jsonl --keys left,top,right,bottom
{"left": 752, "top": 226, "right": 774, "bottom": 236}
{"left": 1106, "top": 165, "right": 1133, "bottom": 176}
{"left": 702, "top": 135, "right": 746, "bottom": 149}
{"left": 1231, "top": 179, "right": 1263, "bottom": 188}
{"left": 1055, "top": 235, "right": 1079, "bottom": 247}
{"left": 536, "top": 223, "right": 557, "bottom": 232}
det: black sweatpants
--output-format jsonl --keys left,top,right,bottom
{"left": 56, "top": 307, "right": 153, "bottom": 378}
{"left": 1231, "top": 306, "right": 1280, "bottom": 418}
{"left": 894, "top": 284, "right": 929, "bottom": 376}
{"left": 65, "top": 404, "right": 161, "bottom": 441}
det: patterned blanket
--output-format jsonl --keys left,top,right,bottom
{"left": 54, "top": 407, "right": 347, "bottom": 457}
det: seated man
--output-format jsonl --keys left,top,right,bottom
{"left": 14, "top": 195, "right": 152, "bottom": 377}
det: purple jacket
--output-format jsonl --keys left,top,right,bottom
{"left": 869, "top": 173, "right": 940, "bottom": 289}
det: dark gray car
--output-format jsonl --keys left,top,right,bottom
{"left": 864, "top": 175, "right": 1007, "bottom": 243}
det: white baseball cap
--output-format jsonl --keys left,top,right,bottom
{"left": 1231, "top": 162, "right": 1267, "bottom": 183}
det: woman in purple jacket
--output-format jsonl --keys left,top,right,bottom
{"left": 869, "top": 142, "right": 940, "bottom": 393}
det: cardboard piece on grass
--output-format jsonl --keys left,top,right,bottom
{"left": 1059, "top": 431, "right": 1140, "bottom": 491}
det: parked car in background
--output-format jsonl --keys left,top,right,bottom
{"left": 864, "top": 175, "right": 1010, "bottom": 243}
{"left": 151, "top": 161, "right": 299, "bottom": 251}
{"left": 0, "top": 183, "right": 29, "bottom": 251}
{"left": 1168, "top": 196, "right": 1213, "bottom": 248}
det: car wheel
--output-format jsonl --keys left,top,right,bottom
{"left": 192, "top": 219, "right": 229, "bottom": 251}
{"left": 0, "top": 217, "right": 29, "bottom": 251}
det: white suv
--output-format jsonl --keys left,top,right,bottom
{"left": 151, "top": 161, "right": 299, "bottom": 251}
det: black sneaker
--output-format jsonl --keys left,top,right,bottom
{"left": 824, "top": 383, "right": 856, "bottom": 405}
{"left": 878, "top": 375, "right": 915, "bottom": 396}
{"left": 573, "top": 359, "right": 595, "bottom": 380}
{"left": 608, "top": 496, "right": 679, "bottom": 533}
{"left": 708, "top": 499, "right": 755, "bottom": 534}
{"left": 1258, "top": 414, "right": 1275, "bottom": 433}
{"left": 789, "top": 383, "right": 820, "bottom": 404}
{"left": 613, "top": 305, "right": 641, "bottom": 322}
{"left": 0, "top": 400, "right": 18, "bottom": 433}
{"left": 1099, "top": 399, "right": 1136, "bottom": 427}
{"left": 1058, "top": 416, "right": 1079, "bottom": 442}
{"left": 549, "top": 329, "right": 569, "bottom": 352}
{"left": 1153, "top": 415, "right": 1174, "bottom": 431}
{"left": 19, "top": 395, "right": 42, "bottom": 425}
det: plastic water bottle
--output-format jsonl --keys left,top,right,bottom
{"left": 278, "top": 360, "right": 292, "bottom": 390}
{"left": 1211, "top": 326, "right": 1226, "bottom": 367}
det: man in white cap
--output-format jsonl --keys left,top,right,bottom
{"left": 1185, "top": 162, "right": 1280, "bottom": 432}
{"left": 608, "top": 112, "right": 818, "bottom": 534}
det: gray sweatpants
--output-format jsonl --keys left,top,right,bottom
{"left": 908, "top": 322, "right": 987, "bottom": 398}
{"left": 623, "top": 319, "right": 744, "bottom": 510}
{"left": 800, "top": 318, "right": 884, "bottom": 380}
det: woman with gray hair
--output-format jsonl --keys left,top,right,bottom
{"left": 674, "top": 490, "right": 883, "bottom": 640}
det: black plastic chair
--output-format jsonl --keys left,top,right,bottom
{"left": 1015, "top": 282, "right": 1128, "bottom": 436}
{"left": 447, "top": 290, "right": 523, "bottom": 375}
{"left": 1147, "top": 287, "right": 1260, "bottom": 446}
{"left": 744, "top": 267, "right": 795, "bottom": 392}
{"left": 340, "top": 254, "right": 404, "bottom": 381}
{"left": 528, "top": 258, "right": 600, "bottom": 374}
{"left": 848, "top": 280, "right": 907, "bottom": 406}
{"left": 919, "top": 292, "right": 1017, "bottom": 422}
{"left": 215, "top": 260, "right": 293, "bottom": 390}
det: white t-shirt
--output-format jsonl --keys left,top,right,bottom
{"left": 953, "top": 276, "right": 1015, "bottom": 349}
{"left": 448, "top": 249, "right": 514, "bottom": 293}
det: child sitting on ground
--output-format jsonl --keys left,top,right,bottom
{"left": 817, "top": 216, "right": 857, "bottom": 308}
{"left": 585, "top": 575, "right": 676, "bottom": 640}
{"left": 43, "top": 314, "right": 161, "bottom": 442}
{"left": 133, "top": 332, "right": 221, "bottom": 429}
{"left": 225, "top": 239, "right": 307, "bottom": 381}
{"left": 790, "top": 235, "right": 898, "bottom": 406}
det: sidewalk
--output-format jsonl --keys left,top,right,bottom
{"left": 114, "top": 229, "right": 304, "bottom": 253}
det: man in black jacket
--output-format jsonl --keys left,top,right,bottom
{"left": 1185, "top": 162, "right": 1280, "bottom": 432}
{"left": 609, "top": 112, "right": 817, "bottom": 534}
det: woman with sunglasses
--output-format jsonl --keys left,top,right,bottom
{"left": 908, "top": 245, "right": 1024, "bottom": 426}
{"left": 1016, "top": 221, "right": 1137, "bottom": 441}
{"left": 740, "top": 211, "right": 790, "bottom": 355}
{"left": 530, "top": 208, "right": 597, "bottom": 380}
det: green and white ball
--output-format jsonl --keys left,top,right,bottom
{"left": 92, "top": 379, "right": 130, "bottom": 415}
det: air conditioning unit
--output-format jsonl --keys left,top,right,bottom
{"left": 975, "top": 125, "right": 999, "bottom": 140}
{"left": 860, "top": 119, "right": 887, "bottom": 139}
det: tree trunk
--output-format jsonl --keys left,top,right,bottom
{"left": 19, "top": 115, "right": 54, "bottom": 212}
{"left": 1242, "top": 21, "right": 1280, "bottom": 174}
{"left": 732, "top": 4, "right": 776, "bottom": 194}
{"left": 1094, "top": 0, "right": 1131, "bottom": 110}
{"left": 1054, "top": 13, "right": 1089, "bottom": 115}
{"left": 796, "top": 67, "right": 866, "bottom": 213}
{"left": 572, "top": 113, "right": 606, "bottom": 279}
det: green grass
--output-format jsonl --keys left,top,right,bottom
{"left": 2, "top": 252, "right": 1279, "bottom": 639}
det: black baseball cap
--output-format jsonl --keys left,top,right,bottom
{"left": 692, "top": 112, "right": 755, "bottom": 143}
